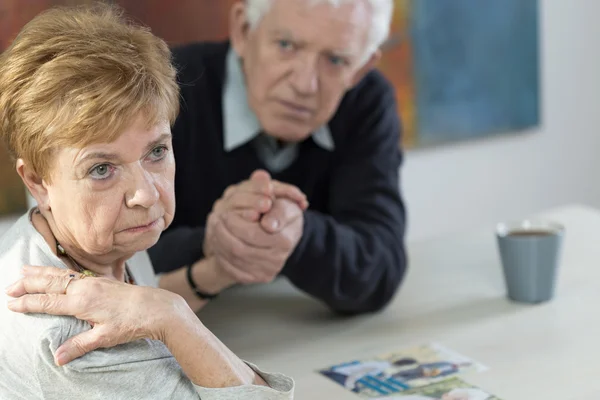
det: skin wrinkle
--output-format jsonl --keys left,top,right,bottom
{"left": 25, "top": 114, "right": 175, "bottom": 281}
{"left": 231, "top": 0, "right": 380, "bottom": 143}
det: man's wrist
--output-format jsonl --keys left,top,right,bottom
{"left": 202, "top": 238, "right": 213, "bottom": 258}
{"left": 191, "top": 257, "right": 236, "bottom": 295}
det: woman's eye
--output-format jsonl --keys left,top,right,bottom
{"left": 149, "top": 146, "right": 168, "bottom": 161}
{"left": 89, "top": 164, "right": 113, "bottom": 180}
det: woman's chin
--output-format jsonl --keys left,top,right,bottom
{"left": 111, "top": 227, "right": 164, "bottom": 255}
{"left": 119, "top": 233, "right": 162, "bottom": 254}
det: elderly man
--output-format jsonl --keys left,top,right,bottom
{"left": 152, "top": 0, "right": 407, "bottom": 314}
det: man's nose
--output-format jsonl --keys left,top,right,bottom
{"left": 290, "top": 56, "right": 319, "bottom": 96}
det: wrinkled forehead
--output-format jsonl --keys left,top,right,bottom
{"left": 262, "top": 0, "right": 372, "bottom": 55}
{"left": 55, "top": 117, "right": 171, "bottom": 165}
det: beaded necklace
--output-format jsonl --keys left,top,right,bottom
{"left": 56, "top": 240, "right": 135, "bottom": 285}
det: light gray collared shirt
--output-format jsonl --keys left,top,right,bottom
{"left": 222, "top": 48, "right": 334, "bottom": 173}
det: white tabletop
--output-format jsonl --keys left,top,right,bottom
{"left": 200, "top": 204, "right": 599, "bottom": 400}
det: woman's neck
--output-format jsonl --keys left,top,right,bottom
{"left": 31, "top": 208, "right": 129, "bottom": 282}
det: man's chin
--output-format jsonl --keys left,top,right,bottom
{"left": 265, "top": 126, "right": 315, "bottom": 143}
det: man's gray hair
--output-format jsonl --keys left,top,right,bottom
{"left": 245, "top": 0, "right": 394, "bottom": 64}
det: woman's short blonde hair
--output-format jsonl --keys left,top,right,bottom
{"left": 0, "top": 3, "right": 180, "bottom": 180}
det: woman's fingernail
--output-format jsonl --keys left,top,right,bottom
{"left": 55, "top": 351, "right": 69, "bottom": 366}
{"left": 6, "top": 299, "right": 17, "bottom": 310}
{"left": 5, "top": 283, "right": 15, "bottom": 293}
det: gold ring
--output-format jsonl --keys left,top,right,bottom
{"left": 63, "top": 274, "right": 76, "bottom": 294}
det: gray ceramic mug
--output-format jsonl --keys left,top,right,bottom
{"left": 496, "top": 220, "right": 564, "bottom": 304}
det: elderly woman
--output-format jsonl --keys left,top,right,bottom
{"left": 0, "top": 5, "right": 295, "bottom": 399}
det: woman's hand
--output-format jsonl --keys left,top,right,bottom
{"left": 5, "top": 265, "right": 187, "bottom": 366}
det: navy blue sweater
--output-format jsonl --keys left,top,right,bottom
{"left": 149, "top": 41, "right": 408, "bottom": 314}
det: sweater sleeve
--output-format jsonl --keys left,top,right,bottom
{"left": 34, "top": 319, "right": 294, "bottom": 400}
{"left": 282, "top": 76, "right": 408, "bottom": 314}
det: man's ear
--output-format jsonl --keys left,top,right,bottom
{"left": 229, "top": 1, "right": 251, "bottom": 57}
{"left": 350, "top": 49, "right": 382, "bottom": 87}
{"left": 16, "top": 159, "right": 50, "bottom": 211}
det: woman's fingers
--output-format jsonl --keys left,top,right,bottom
{"left": 54, "top": 327, "right": 111, "bottom": 366}
{"left": 6, "top": 273, "right": 80, "bottom": 297}
{"left": 7, "top": 293, "right": 73, "bottom": 315}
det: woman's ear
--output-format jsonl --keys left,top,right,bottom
{"left": 16, "top": 159, "right": 50, "bottom": 211}
{"left": 229, "top": 1, "right": 250, "bottom": 57}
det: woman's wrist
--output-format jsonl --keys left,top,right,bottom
{"left": 147, "top": 288, "right": 196, "bottom": 342}
{"left": 160, "top": 309, "right": 259, "bottom": 389}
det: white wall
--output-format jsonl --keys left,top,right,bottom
{"left": 403, "top": 0, "right": 600, "bottom": 242}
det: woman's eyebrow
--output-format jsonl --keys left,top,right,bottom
{"left": 144, "top": 133, "right": 172, "bottom": 153}
{"left": 75, "top": 152, "right": 121, "bottom": 167}
{"left": 75, "top": 133, "right": 171, "bottom": 166}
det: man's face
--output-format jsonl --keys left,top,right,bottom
{"left": 231, "top": 0, "right": 379, "bottom": 142}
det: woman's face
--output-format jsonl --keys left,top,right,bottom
{"left": 39, "top": 115, "right": 175, "bottom": 259}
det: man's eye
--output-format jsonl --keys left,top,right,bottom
{"left": 328, "top": 55, "right": 347, "bottom": 66}
{"left": 278, "top": 40, "right": 294, "bottom": 51}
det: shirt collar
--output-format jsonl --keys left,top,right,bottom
{"left": 222, "top": 47, "right": 335, "bottom": 152}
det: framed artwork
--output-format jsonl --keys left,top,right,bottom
{"left": 380, "top": 0, "right": 540, "bottom": 148}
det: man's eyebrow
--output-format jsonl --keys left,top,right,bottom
{"left": 327, "top": 49, "right": 354, "bottom": 58}
{"left": 267, "top": 29, "right": 355, "bottom": 57}
{"left": 268, "top": 28, "right": 294, "bottom": 38}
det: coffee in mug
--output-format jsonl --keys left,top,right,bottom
{"left": 496, "top": 220, "right": 564, "bottom": 303}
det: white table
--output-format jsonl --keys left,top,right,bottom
{"left": 199, "top": 204, "right": 600, "bottom": 400}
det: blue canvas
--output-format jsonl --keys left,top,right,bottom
{"left": 409, "top": 0, "right": 540, "bottom": 146}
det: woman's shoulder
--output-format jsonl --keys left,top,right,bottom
{"left": 0, "top": 309, "right": 89, "bottom": 399}
{"left": 0, "top": 210, "right": 75, "bottom": 349}
{"left": 0, "top": 210, "right": 67, "bottom": 283}
{"left": 0, "top": 284, "right": 89, "bottom": 392}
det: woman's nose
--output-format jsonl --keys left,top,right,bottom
{"left": 125, "top": 168, "right": 160, "bottom": 209}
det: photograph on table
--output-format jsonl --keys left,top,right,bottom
{"left": 372, "top": 377, "right": 502, "bottom": 400}
{"left": 319, "top": 343, "right": 487, "bottom": 398}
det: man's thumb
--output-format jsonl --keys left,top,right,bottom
{"left": 250, "top": 169, "right": 271, "bottom": 183}
{"left": 54, "top": 328, "right": 106, "bottom": 366}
